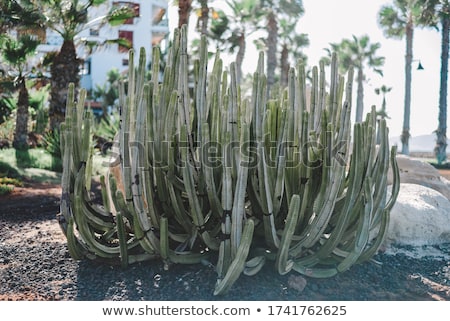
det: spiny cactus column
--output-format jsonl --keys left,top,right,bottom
{"left": 58, "top": 25, "right": 400, "bottom": 295}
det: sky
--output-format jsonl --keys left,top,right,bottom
{"left": 167, "top": 0, "right": 445, "bottom": 139}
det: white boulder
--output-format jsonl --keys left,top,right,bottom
{"left": 384, "top": 183, "right": 450, "bottom": 247}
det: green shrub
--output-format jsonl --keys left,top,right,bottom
{"left": 0, "top": 170, "right": 23, "bottom": 196}
{"left": 0, "top": 176, "right": 23, "bottom": 186}
{"left": 0, "top": 184, "right": 14, "bottom": 196}
{"left": 42, "top": 129, "right": 61, "bottom": 158}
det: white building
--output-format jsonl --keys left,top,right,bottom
{"left": 36, "top": 0, "right": 170, "bottom": 91}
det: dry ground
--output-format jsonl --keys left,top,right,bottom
{"left": 0, "top": 177, "right": 449, "bottom": 301}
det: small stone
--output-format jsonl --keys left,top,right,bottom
{"left": 287, "top": 274, "right": 307, "bottom": 293}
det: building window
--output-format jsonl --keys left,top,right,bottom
{"left": 152, "top": 31, "right": 166, "bottom": 46}
{"left": 152, "top": 7, "right": 166, "bottom": 26}
{"left": 122, "top": 59, "right": 129, "bottom": 66}
{"left": 118, "top": 30, "right": 133, "bottom": 53}
{"left": 89, "top": 29, "right": 99, "bottom": 36}
{"left": 80, "top": 59, "right": 91, "bottom": 75}
{"left": 113, "top": 1, "right": 140, "bottom": 24}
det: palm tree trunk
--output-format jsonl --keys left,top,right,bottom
{"left": 49, "top": 40, "right": 80, "bottom": 130}
{"left": 280, "top": 43, "right": 289, "bottom": 88}
{"left": 178, "top": 0, "right": 192, "bottom": 28}
{"left": 13, "top": 78, "right": 29, "bottom": 149}
{"left": 266, "top": 10, "right": 278, "bottom": 93}
{"left": 198, "top": 0, "right": 209, "bottom": 35}
{"left": 235, "top": 32, "right": 246, "bottom": 84}
{"left": 401, "top": 18, "right": 413, "bottom": 155}
{"left": 355, "top": 67, "right": 364, "bottom": 122}
{"left": 435, "top": 15, "right": 449, "bottom": 164}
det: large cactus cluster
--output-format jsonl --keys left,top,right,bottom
{"left": 58, "top": 26, "right": 400, "bottom": 295}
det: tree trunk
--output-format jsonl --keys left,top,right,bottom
{"left": 198, "top": 0, "right": 209, "bottom": 35}
{"left": 13, "top": 77, "right": 29, "bottom": 149}
{"left": 266, "top": 10, "right": 278, "bottom": 94}
{"left": 49, "top": 40, "right": 80, "bottom": 130}
{"left": 401, "top": 18, "right": 413, "bottom": 155}
{"left": 355, "top": 67, "right": 364, "bottom": 122}
{"left": 178, "top": 0, "right": 192, "bottom": 28}
{"left": 235, "top": 32, "right": 246, "bottom": 84}
{"left": 435, "top": 15, "right": 449, "bottom": 164}
{"left": 376, "top": 96, "right": 387, "bottom": 145}
{"left": 280, "top": 43, "right": 289, "bottom": 88}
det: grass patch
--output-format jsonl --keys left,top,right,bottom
{"left": 0, "top": 148, "right": 62, "bottom": 172}
{"left": 0, "top": 147, "right": 63, "bottom": 184}
{"left": 0, "top": 147, "right": 109, "bottom": 186}
{"left": 0, "top": 166, "right": 24, "bottom": 196}
{"left": 0, "top": 160, "right": 21, "bottom": 178}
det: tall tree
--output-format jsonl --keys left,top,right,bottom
{"left": 209, "top": 0, "right": 262, "bottom": 83}
{"left": 1, "top": 35, "right": 41, "bottom": 149}
{"left": 278, "top": 17, "right": 309, "bottom": 87}
{"left": 378, "top": 0, "right": 428, "bottom": 155}
{"left": 259, "top": 0, "right": 304, "bottom": 92}
{"left": 92, "top": 68, "right": 120, "bottom": 119}
{"left": 0, "top": 0, "right": 43, "bottom": 33}
{"left": 375, "top": 85, "right": 392, "bottom": 144}
{"left": 33, "top": 0, "right": 134, "bottom": 130}
{"left": 421, "top": 0, "right": 450, "bottom": 164}
{"left": 328, "top": 35, "right": 385, "bottom": 123}
{"left": 178, "top": 0, "right": 193, "bottom": 28}
{"left": 195, "top": 0, "right": 210, "bottom": 35}
{"left": 0, "top": 0, "right": 44, "bottom": 148}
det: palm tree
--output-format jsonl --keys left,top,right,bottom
{"left": 209, "top": 0, "right": 262, "bottom": 83}
{"left": 195, "top": 0, "right": 210, "bottom": 35}
{"left": 279, "top": 17, "right": 309, "bottom": 87}
{"left": 92, "top": 68, "right": 120, "bottom": 119}
{"left": 258, "top": 0, "right": 304, "bottom": 92}
{"left": 1, "top": 35, "right": 41, "bottom": 149}
{"left": 375, "top": 85, "right": 392, "bottom": 144}
{"left": 378, "top": 0, "right": 429, "bottom": 155}
{"left": 375, "top": 84, "right": 393, "bottom": 117}
{"left": 178, "top": 0, "right": 193, "bottom": 28}
{"left": 0, "top": 0, "right": 44, "bottom": 149}
{"left": 0, "top": 0, "right": 43, "bottom": 33}
{"left": 421, "top": 0, "right": 450, "bottom": 164}
{"left": 35, "top": 0, "right": 134, "bottom": 130}
{"left": 328, "top": 35, "right": 385, "bottom": 123}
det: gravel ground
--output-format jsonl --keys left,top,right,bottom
{"left": 1, "top": 182, "right": 450, "bottom": 301}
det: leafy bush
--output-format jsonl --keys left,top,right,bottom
{"left": 0, "top": 184, "right": 14, "bottom": 196}
{"left": 0, "top": 94, "right": 15, "bottom": 125}
{"left": 0, "top": 163, "right": 23, "bottom": 196}
{"left": 93, "top": 112, "right": 120, "bottom": 142}
{"left": 42, "top": 129, "right": 61, "bottom": 158}
{"left": 0, "top": 110, "right": 15, "bottom": 141}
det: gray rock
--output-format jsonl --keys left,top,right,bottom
{"left": 388, "top": 155, "right": 450, "bottom": 201}
{"left": 287, "top": 274, "right": 307, "bottom": 293}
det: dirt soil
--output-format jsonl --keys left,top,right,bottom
{"left": 0, "top": 179, "right": 449, "bottom": 301}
